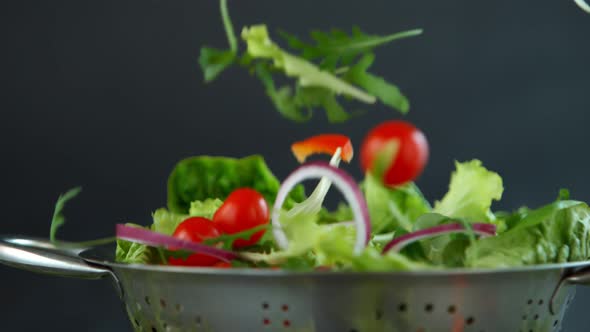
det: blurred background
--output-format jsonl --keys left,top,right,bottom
{"left": 0, "top": 0, "right": 589, "bottom": 330}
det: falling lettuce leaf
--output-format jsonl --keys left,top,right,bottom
{"left": 242, "top": 25, "right": 376, "bottom": 104}
{"left": 199, "top": 0, "right": 420, "bottom": 122}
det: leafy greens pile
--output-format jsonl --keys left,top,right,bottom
{"left": 112, "top": 156, "right": 590, "bottom": 271}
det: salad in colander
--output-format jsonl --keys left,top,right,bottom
{"left": 49, "top": 0, "right": 590, "bottom": 272}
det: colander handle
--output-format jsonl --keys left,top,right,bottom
{"left": 0, "top": 236, "right": 110, "bottom": 279}
{"left": 562, "top": 266, "right": 590, "bottom": 285}
{"left": 549, "top": 264, "right": 590, "bottom": 314}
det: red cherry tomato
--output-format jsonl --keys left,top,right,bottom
{"left": 360, "top": 120, "right": 429, "bottom": 186}
{"left": 213, "top": 188, "right": 269, "bottom": 248}
{"left": 212, "top": 261, "right": 232, "bottom": 268}
{"left": 168, "top": 217, "right": 222, "bottom": 267}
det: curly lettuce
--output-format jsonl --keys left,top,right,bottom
{"left": 466, "top": 200, "right": 590, "bottom": 268}
{"left": 434, "top": 160, "right": 503, "bottom": 223}
{"left": 167, "top": 155, "right": 305, "bottom": 214}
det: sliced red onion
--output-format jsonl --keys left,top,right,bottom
{"left": 382, "top": 222, "right": 496, "bottom": 254}
{"left": 272, "top": 161, "right": 371, "bottom": 255}
{"left": 116, "top": 224, "right": 239, "bottom": 262}
{"left": 574, "top": 0, "right": 590, "bottom": 13}
{"left": 285, "top": 148, "right": 341, "bottom": 218}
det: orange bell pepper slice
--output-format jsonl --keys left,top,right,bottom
{"left": 291, "top": 134, "right": 354, "bottom": 163}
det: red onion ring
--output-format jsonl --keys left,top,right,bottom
{"left": 271, "top": 161, "right": 371, "bottom": 255}
{"left": 574, "top": 0, "right": 590, "bottom": 13}
{"left": 116, "top": 224, "right": 239, "bottom": 262}
{"left": 382, "top": 222, "right": 496, "bottom": 254}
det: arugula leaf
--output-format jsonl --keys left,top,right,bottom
{"left": 254, "top": 64, "right": 313, "bottom": 122}
{"left": 255, "top": 63, "right": 353, "bottom": 123}
{"left": 242, "top": 25, "right": 376, "bottom": 104}
{"left": 49, "top": 187, "right": 82, "bottom": 243}
{"left": 203, "top": 224, "right": 271, "bottom": 250}
{"left": 198, "top": 0, "right": 237, "bottom": 82}
{"left": 219, "top": 0, "right": 237, "bottom": 52}
{"left": 279, "top": 27, "right": 423, "bottom": 68}
{"left": 199, "top": 48, "right": 236, "bottom": 82}
{"left": 344, "top": 53, "right": 410, "bottom": 113}
{"left": 200, "top": 0, "right": 420, "bottom": 122}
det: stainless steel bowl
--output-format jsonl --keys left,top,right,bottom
{"left": 2, "top": 235, "right": 590, "bottom": 332}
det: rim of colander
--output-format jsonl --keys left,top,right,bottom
{"left": 80, "top": 246, "right": 590, "bottom": 276}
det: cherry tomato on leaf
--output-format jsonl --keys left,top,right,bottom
{"left": 360, "top": 120, "right": 429, "bottom": 186}
{"left": 168, "top": 217, "right": 222, "bottom": 267}
{"left": 213, "top": 188, "right": 269, "bottom": 248}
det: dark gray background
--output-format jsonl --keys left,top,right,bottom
{"left": 1, "top": 0, "right": 589, "bottom": 330}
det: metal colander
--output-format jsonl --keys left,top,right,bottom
{"left": 1, "top": 236, "right": 590, "bottom": 332}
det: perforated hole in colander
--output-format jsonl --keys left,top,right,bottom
{"left": 375, "top": 309, "right": 383, "bottom": 320}
{"left": 398, "top": 303, "right": 407, "bottom": 312}
{"left": 447, "top": 305, "right": 456, "bottom": 314}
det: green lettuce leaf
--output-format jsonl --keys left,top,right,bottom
{"left": 152, "top": 199, "right": 223, "bottom": 236}
{"left": 362, "top": 173, "right": 431, "bottom": 233}
{"left": 151, "top": 208, "right": 187, "bottom": 236}
{"left": 465, "top": 200, "right": 590, "bottom": 268}
{"left": 316, "top": 236, "right": 431, "bottom": 271}
{"left": 115, "top": 224, "right": 158, "bottom": 264}
{"left": 434, "top": 160, "right": 503, "bottom": 222}
{"left": 189, "top": 198, "right": 224, "bottom": 219}
{"left": 167, "top": 155, "right": 305, "bottom": 214}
